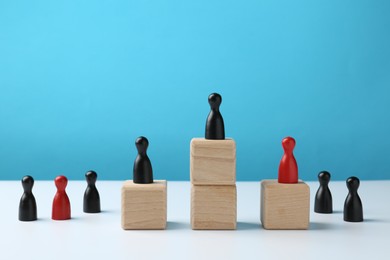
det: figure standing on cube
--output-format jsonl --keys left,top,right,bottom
{"left": 121, "top": 136, "right": 167, "bottom": 230}
{"left": 190, "top": 93, "right": 237, "bottom": 230}
{"left": 260, "top": 137, "right": 310, "bottom": 230}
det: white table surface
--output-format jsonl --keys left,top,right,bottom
{"left": 1, "top": 180, "right": 389, "bottom": 260}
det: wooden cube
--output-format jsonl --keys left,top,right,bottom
{"left": 190, "top": 138, "right": 236, "bottom": 185}
{"left": 191, "top": 184, "right": 237, "bottom": 230}
{"left": 261, "top": 180, "right": 310, "bottom": 230}
{"left": 121, "top": 180, "right": 167, "bottom": 230}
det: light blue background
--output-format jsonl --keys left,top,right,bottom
{"left": 1, "top": 0, "right": 389, "bottom": 181}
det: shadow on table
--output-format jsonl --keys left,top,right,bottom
{"left": 310, "top": 222, "right": 337, "bottom": 230}
{"left": 99, "top": 210, "right": 119, "bottom": 214}
{"left": 237, "top": 222, "right": 260, "bottom": 230}
{"left": 34, "top": 218, "right": 50, "bottom": 222}
{"left": 166, "top": 221, "right": 191, "bottom": 230}
{"left": 166, "top": 222, "right": 261, "bottom": 231}
{"left": 361, "top": 218, "right": 389, "bottom": 223}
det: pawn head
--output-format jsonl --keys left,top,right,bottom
{"left": 208, "top": 93, "right": 222, "bottom": 110}
{"left": 318, "top": 171, "right": 331, "bottom": 184}
{"left": 282, "top": 136, "right": 296, "bottom": 151}
{"left": 135, "top": 136, "right": 149, "bottom": 154}
{"left": 55, "top": 175, "right": 68, "bottom": 191}
{"left": 346, "top": 176, "right": 360, "bottom": 191}
{"left": 85, "top": 170, "right": 97, "bottom": 185}
{"left": 21, "top": 175, "right": 34, "bottom": 192}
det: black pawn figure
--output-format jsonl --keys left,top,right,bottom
{"left": 344, "top": 176, "right": 363, "bottom": 222}
{"left": 314, "top": 171, "right": 333, "bottom": 213}
{"left": 205, "top": 93, "right": 225, "bottom": 140}
{"left": 83, "top": 170, "right": 101, "bottom": 213}
{"left": 133, "top": 136, "right": 153, "bottom": 184}
{"left": 18, "top": 175, "right": 37, "bottom": 221}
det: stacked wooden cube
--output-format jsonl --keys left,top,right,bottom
{"left": 190, "top": 138, "right": 237, "bottom": 230}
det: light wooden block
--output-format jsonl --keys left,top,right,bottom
{"left": 190, "top": 138, "right": 236, "bottom": 185}
{"left": 191, "top": 184, "right": 237, "bottom": 230}
{"left": 261, "top": 180, "right": 310, "bottom": 230}
{"left": 121, "top": 180, "right": 167, "bottom": 230}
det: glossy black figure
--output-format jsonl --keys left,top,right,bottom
{"left": 344, "top": 176, "right": 363, "bottom": 222}
{"left": 18, "top": 175, "right": 37, "bottom": 221}
{"left": 314, "top": 171, "right": 333, "bottom": 213}
{"left": 83, "top": 170, "right": 101, "bottom": 213}
{"left": 205, "top": 93, "right": 225, "bottom": 140}
{"left": 133, "top": 136, "right": 153, "bottom": 184}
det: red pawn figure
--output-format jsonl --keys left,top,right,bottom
{"left": 278, "top": 137, "right": 298, "bottom": 183}
{"left": 52, "top": 175, "right": 71, "bottom": 220}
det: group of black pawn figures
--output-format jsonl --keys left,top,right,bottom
{"left": 18, "top": 136, "right": 153, "bottom": 221}
{"left": 18, "top": 171, "right": 101, "bottom": 221}
{"left": 19, "top": 136, "right": 152, "bottom": 221}
{"left": 19, "top": 168, "right": 364, "bottom": 223}
{"left": 315, "top": 171, "right": 363, "bottom": 222}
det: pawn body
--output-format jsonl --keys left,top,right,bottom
{"left": 83, "top": 170, "right": 101, "bottom": 213}
{"left": 205, "top": 93, "right": 225, "bottom": 140}
{"left": 19, "top": 175, "right": 37, "bottom": 221}
{"left": 52, "top": 175, "right": 71, "bottom": 220}
{"left": 314, "top": 171, "right": 333, "bottom": 213}
{"left": 278, "top": 137, "right": 298, "bottom": 183}
{"left": 133, "top": 136, "right": 153, "bottom": 184}
{"left": 344, "top": 176, "right": 363, "bottom": 222}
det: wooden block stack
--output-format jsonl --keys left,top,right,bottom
{"left": 190, "top": 138, "right": 237, "bottom": 230}
{"left": 190, "top": 93, "right": 237, "bottom": 230}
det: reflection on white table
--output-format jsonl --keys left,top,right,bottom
{"left": 0, "top": 181, "right": 389, "bottom": 260}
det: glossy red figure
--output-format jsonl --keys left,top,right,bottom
{"left": 278, "top": 137, "right": 298, "bottom": 183}
{"left": 52, "top": 175, "right": 71, "bottom": 220}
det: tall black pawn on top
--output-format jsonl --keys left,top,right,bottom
{"left": 18, "top": 175, "right": 37, "bottom": 221}
{"left": 344, "top": 176, "right": 363, "bottom": 222}
{"left": 314, "top": 171, "right": 333, "bottom": 213}
{"left": 83, "top": 170, "right": 101, "bottom": 213}
{"left": 205, "top": 93, "right": 225, "bottom": 140}
{"left": 133, "top": 136, "right": 153, "bottom": 184}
